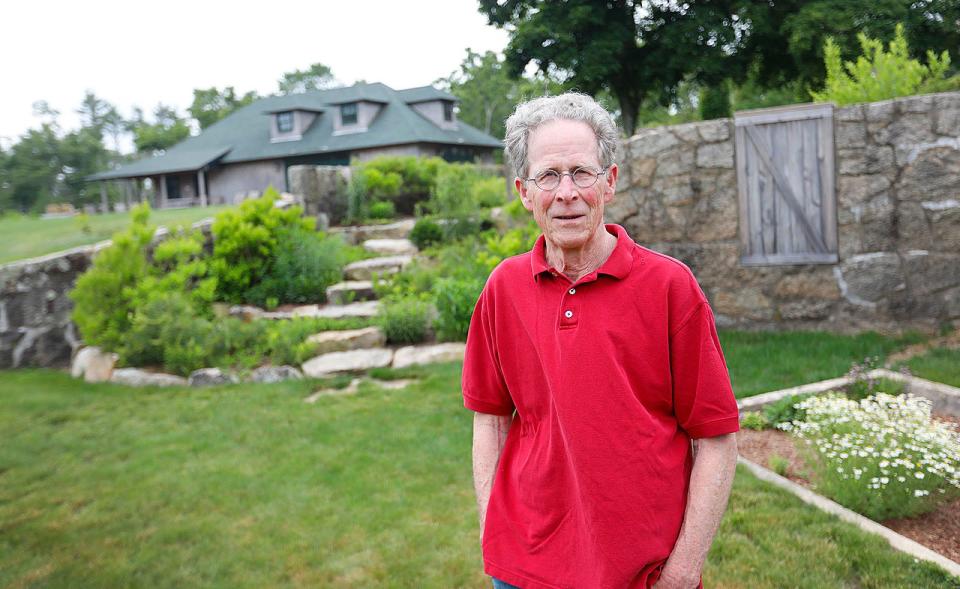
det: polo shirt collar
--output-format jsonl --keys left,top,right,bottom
{"left": 529, "top": 223, "right": 634, "bottom": 280}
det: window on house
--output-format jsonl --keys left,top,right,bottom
{"left": 734, "top": 103, "right": 838, "bottom": 265}
{"left": 341, "top": 103, "right": 358, "bottom": 126}
{"left": 443, "top": 101, "right": 454, "bottom": 122}
{"left": 277, "top": 111, "right": 294, "bottom": 133}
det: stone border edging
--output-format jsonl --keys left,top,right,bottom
{"left": 737, "top": 456, "right": 960, "bottom": 578}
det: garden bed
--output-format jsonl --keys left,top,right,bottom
{"left": 737, "top": 368, "right": 960, "bottom": 577}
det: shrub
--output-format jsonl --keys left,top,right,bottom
{"left": 740, "top": 411, "right": 769, "bottom": 431}
{"left": 763, "top": 393, "right": 810, "bottom": 428}
{"left": 430, "top": 163, "right": 478, "bottom": 218}
{"left": 768, "top": 455, "right": 790, "bottom": 477}
{"left": 471, "top": 176, "right": 507, "bottom": 208}
{"left": 844, "top": 357, "right": 905, "bottom": 401}
{"left": 811, "top": 24, "right": 958, "bottom": 105}
{"left": 368, "top": 200, "right": 396, "bottom": 220}
{"left": 788, "top": 392, "right": 960, "bottom": 520}
{"left": 377, "top": 296, "right": 432, "bottom": 344}
{"left": 264, "top": 317, "right": 374, "bottom": 366}
{"left": 70, "top": 202, "right": 155, "bottom": 352}
{"left": 433, "top": 276, "right": 484, "bottom": 342}
{"left": 244, "top": 226, "right": 347, "bottom": 306}
{"left": 209, "top": 188, "right": 313, "bottom": 304}
{"left": 410, "top": 218, "right": 444, "bottom": 250}
{"left": 348, "top": 156, "right": 446, "bottom": 220}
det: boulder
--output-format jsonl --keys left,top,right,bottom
{"left": 188, "top": 367, "right": 239, "bottom": 387}
{"left": 248, "top": 365, "right": 303, "bottom": 383}
{"left": 306, "top": 326, "right": 386, "bottom": 355}
{"left": 392, "top": 343, "right": 466, "bottom": 368}
{"left": 344, "top": 255, "right": 413, "bottom": 281}
{"left": 71, "top": 346, "right": 118, "bottom": 383}
{"left": 229, "top": 305, "right": 264, "bottom": 322}
{"left": 301, "top": 348, "right": 393, "bottom": 377}
{"left": 362, "top": 238, "right": 417, "bottom": 255}
{"left": 325, "top": 281, "right": 377, "bottom": 305}
{"left": 110, "top": 368, "right": 187, "bottom": 387}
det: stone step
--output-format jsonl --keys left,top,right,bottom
{"left": 343, "top": 255, "right": 413, "bottom": 281}
{"left": 329, "top": 218, "right": 415, "bottom": 245}
{"left": 362, "top": 238, "right": 417, "bottom": 256}
{"left": 306, "top": 326, "right": 386, "bottom": 355}
{"left": 326, "top": 280, "right": 377, "bottom": 305}
{"left": 229, "top": 301, "right": 380, "bottom": 321}
{"left": 392, "top": 343, "right": 466, "bottom": 368}
{"left": 302, "top": 348, "right": 394, "bottom": 377}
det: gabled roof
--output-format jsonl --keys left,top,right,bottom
{"left": 91, "top": 82, "right": 499, "bottom": 181}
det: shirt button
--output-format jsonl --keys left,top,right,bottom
{"left": 564, "top": 310, "right": 574, "bottom": 318}
{"left": 568, "top": 288, "right": 576, "bottom": 295}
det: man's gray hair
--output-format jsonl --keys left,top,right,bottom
{"left": 504, "top": 92, "right": 620, "bottom": 179}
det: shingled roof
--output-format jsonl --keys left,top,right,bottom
{"left": 91, "top": 82, "right": 501, "bottom": 181}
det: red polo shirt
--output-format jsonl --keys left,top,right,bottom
{"left": 462, "top": 224, "right": 739, "bottom": 589}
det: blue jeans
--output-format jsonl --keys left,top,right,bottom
{"left": 492, "top": 578, "right": 522, "bottom": 589}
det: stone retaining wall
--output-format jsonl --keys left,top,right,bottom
{"left": 607, "top": 92, "right": 960, "bottom": 331}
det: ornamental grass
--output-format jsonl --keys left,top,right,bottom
{"left": 783, "top": 392, "right": 960, "bottom": 520}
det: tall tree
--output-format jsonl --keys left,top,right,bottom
{"left": 4, "top": 124, "right": 63, "bottom": 212}
{"left": 76, "top": 90, "right": 125, "bottom": 152}
{"left": 189, "top": 86, "right": 258, "bottom": 129}
{"left": 277, "top": 63, "right": 337, "bottom": 95}
{"left": 128, "top": 104, "right": 191, "bottom": 155}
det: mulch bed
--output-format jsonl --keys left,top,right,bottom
{"left": 736, "top": 415, "right": 960, "bottom": 563}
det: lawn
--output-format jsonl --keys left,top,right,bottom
{"left": 0, "top": 206, "right": 231, "bottom": 265}
{"left": 902, "top": 346, "right": 960, "bottom": 388}
{"left": 2, "top": 331, "right": 958, "bottom": 588}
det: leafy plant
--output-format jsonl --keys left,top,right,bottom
{"left": 368, "top": 200, "right": 396, "bottom": 220}
{"left": 470, "top": 176, "right": 508, "bottom": 208}
{"left": 811, "top": 24, "right": 959, "bottom": 105}
{"left": 763, "top": 394, "right": 810, "bottom": 428}
{"left": 244, "top": 226, "right": 347, "bottom": 306}
{"left": 788, "top": 392, "right": 960, "bottom": 520}
{"left": 844, "top": 357, "right": 906, "bottom": 401}
{"left": 433, "top": 277, "right": 484, "bottom": 342}
{"left": 740, "top": 411, "right": 769, "bottom": 431}
{"left": 409, "top": 218, "right": 444, "bottom": 250}
{"left": 768, "top": 455, "right": 790, "bottom": 477}
{"left": 377, "top": 296, "right": 432, "bottom": 344}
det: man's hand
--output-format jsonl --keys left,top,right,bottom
{"left": 653, "top": 432, "right": 738, "bottom": 588}
{"left": 472, "top": 411, "right": 514, "bottom": 543}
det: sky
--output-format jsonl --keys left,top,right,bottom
{"left": 0, "top": 0, "right": 509, "bottom": 149}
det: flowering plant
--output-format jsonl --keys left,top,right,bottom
{"left": 783, "top": 392, "right": 960, "bottom": 520}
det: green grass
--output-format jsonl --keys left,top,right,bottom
{"left": 2, "top": 360, "right": 958, "bottom": 587}
{"left": 0, "top": 206, "right": 231, "bottom": 265}
{"left": 719, "top": 330, "right": 926, "bottom": 398}
{"left": 903, "top": 347, "right": 960, "bottom": 387}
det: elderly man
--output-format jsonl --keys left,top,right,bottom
{"left": 462, "top": 93, "right": 740, "bottom": 589}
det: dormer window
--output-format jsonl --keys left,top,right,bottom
{"left": 276, "top": 111, "right": 294, "bottom": 133}
{"left": 443, "top": 101, "right": 454, "bottom": 122}
{"left": 341, "top": 103, "right": 358, "bottom": 126}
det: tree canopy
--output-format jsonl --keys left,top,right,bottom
{"left": 277, "top": 62, "right": 337, "bottom": 95}
{"left": 189, "top": 87, "right": 259, "bottom": 130}
{"left": 127, "top": 104, "right": 191, "bottom": 155}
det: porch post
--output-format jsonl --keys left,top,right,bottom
{"left": 100, "top": 183, "right": 109, "bottom": 213}
{"left": 198, "top": 169, "right": 208, "bottom": 207}
{"left": 159, "top": 174, "right": 168, "bottom": 208}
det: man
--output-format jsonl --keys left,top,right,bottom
{"left": 462, "top": 93, "right": 740, "bottom": 589}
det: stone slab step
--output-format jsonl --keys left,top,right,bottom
{"left": 302, "top": 348, "right": 394, "bottom": 377}
{"left": 306, "top": 326, "right": 386, "bottom": 355}
{"left": 326, "top": 280, "right": 377, "bottom": 305}
{"left": 329, "top": 219, "right": 415, "bottom": 245}
{"left": 291, "top": 301, "right": 381, "bottom": 319}
{"left": 111, "top": 368, "right": 187, "bottom": 387}
{"left": 344, "top": 255, "right": 413, "bottom": 281}
{"left": 362, "top": 238, "right": 417, "bottom": 256}
{"left": 392, "top": 342, "right": 466, "bottom": 368}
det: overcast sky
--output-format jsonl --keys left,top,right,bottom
{"left": 0, "top": 0, "right": 509, "bottom": 147}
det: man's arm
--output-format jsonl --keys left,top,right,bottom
{"left": 472, "top": 411, "right": 514, "bottom": 541}
{"left": 655, "top": 433, "right": 738, "bottom": 588}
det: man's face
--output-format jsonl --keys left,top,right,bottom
{"left": 515, "top": 119, "right": 618, "bottom": 251}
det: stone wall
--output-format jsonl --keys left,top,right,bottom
{"left": 606, "top": 92, "right": 960, "bottom": 331}
{"left": 0, "top": 222, "right": 214, "bottom": 369}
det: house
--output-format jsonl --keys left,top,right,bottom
{"left": 89, "top": 83, "right": 503, "bottom": 208}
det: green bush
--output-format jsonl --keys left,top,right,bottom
{"left": 377, "top": 296, "right": 432, "bottom": 344}
{"left": 740, "top": 411, "right": 769, "bottom": 431}
{"left": 763, "top": 394, "right": 810, "bottom": 428}
{"left": 209, "top": 188, "right": 314, "bottom": 304}
{"left": 348, "top": 156, "right": 446, "bottom": 221}
{"left": 433, "top": 276, "right": 484, "bottom": 342}
{"left": 768, "top": 455, "right": 790, "bottom": 477}
{"left": 811, "top": 23, "right": 958, "bottom": 105}
{"left": 471, "top": 176, "right": 507, "bottom": 208}
{"left": 70, "top": 203, "right": 156, "bottom": 352}
{"left": 409, "top": 218, "right": 444, "bottom": 250}
{"left": 430, "top": 163, "right": 478, "bottom": 218}
{"left": 245, "top": 226, "right": 347, "bottom": 306}
{"left": 368, "top": 200, "right": 396, "bottom": 220}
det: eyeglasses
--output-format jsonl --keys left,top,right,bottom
{"left": 524, "top": 166, "right": 608, "bottom": 191}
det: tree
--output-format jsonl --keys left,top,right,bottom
{"left": 277, "top": 63, "right": 336, "bottom": 95}
{"left": 128, "top": 104, "right": 191, "bottom": 155}
{"left": 189, "top": 86, "right": 258, "bottom": 129}
{"left": 76, "top": 90, "right": 125, "bottom": 151}
{"left": 3, "top": 124, "right": 63, "bottom": 212}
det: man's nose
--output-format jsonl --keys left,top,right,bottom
{"left": 553, "top": 173, "right": 580, "bottom": 200}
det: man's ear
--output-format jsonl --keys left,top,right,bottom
{"left": 516, "top": 177, "right": 534, "bottom": 211}
{"left": 603, "top": 164, "right": 619, "bottom": 204}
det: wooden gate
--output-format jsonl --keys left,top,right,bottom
{"left": 734, "top": 103, "right": 838, "bottom": 265}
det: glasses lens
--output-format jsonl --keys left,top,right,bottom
{"left": 572, "top": 167, "right": 599, "bottom": 188}
{"left": 535, "top": 170, "right": 560, "bottom": 190}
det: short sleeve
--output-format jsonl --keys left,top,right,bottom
{"left": 462, "top": 286, "right": 515, "bottom": 416}
{"left": 670, "top": 302, "right": 739, "bottom": 438}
